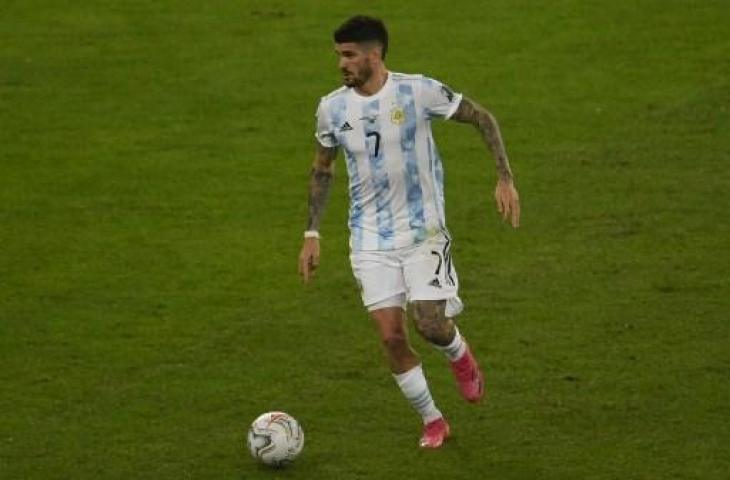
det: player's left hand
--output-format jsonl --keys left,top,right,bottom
{"left": 494, "top": 178, "right": 520, "bottom": 228}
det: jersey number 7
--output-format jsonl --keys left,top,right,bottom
{"left": 366, "top": 131, "right": 381, "bottom": 157}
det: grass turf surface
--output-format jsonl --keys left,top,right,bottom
{"left": 1, "top": 1, "right": 728, "bottom": 478}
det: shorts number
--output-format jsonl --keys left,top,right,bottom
{"left": 366, "top": 131, "right": 381, "bottom": 157}
{"left": 431, "top": 234, "right": 455, "bottom": 286}
{"left": 431, "top": 251, "right": 443, "bottom": 275}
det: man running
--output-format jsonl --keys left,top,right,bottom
{"left": 298, "top": 15, "right": 520, "bottom": 448}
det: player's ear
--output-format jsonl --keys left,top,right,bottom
{"left": 362, "top": 42, "right": 380, "bottom": 62}
{"left": 370, "top": 45, "right": 383, "bottom": 63}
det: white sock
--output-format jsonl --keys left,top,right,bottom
{"left": 393, "top": 364, "right": 442, "bottom": 424}
{"left": 434, "top": 327, "right": 467, "bottom": 362}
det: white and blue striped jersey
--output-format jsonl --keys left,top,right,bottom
{"left": 315, "top": 72, "right": 462, "bottom": 252}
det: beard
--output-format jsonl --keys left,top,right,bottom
{"left": 342, "top": 61, "right": 373, "bottom": 88}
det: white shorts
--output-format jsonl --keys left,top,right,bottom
{"left": 350, "top": 230, "right": 464, "bottom": 317}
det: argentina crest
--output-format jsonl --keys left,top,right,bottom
{"left": 390, "top": 105, "right": 406, "bottom": 125}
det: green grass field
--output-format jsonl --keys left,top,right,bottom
{"left": 1, "top": 1, "right": 728, "bottom": 478}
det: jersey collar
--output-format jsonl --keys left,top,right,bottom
{"left": 349, "top": 71, "right": 392, "bottom": 102}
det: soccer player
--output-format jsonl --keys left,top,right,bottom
{"left": 298, "top": 15, "right": 520, "bottom": 448}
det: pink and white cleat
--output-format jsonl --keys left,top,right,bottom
{"left": 419, "top": 417, "right": 450, "bottom": 449}
{"left": 450, "top": 346, "right": 485, "bottom": 403}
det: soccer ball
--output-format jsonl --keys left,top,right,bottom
{"left": 247, "top": 411, "right": 304, "bottom": 467}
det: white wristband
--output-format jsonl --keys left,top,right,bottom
{"left": 304, "top": 230, "right": 320, "bottom": 239}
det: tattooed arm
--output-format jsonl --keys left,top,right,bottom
{"left": 451, "top": 97, "right": 520, "bottom": 227}
{"left": 306, "top": 143, "right": 337, "bottom": 231}
{"left": 299, "top": 143, "right": 337, "bottom": 282}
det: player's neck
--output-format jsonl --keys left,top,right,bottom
{"left": 354, "top": 68, "right": 388, "bottom": 97}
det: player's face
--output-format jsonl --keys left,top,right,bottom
{"left": 335, "top": 42, "right": 375, "bottom": 88}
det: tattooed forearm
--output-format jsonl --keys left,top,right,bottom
{"left": 451, "top": 97, "right": 513, "bottom": 182}
{"left": 306, "top": 144, "right": 337, "bottom": 231}
{"left": 307, "top": 169, "right": 332, "bottom": 231}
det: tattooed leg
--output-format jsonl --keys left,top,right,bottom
{"left": 412, "top": 300, "right": 456, "bottom": 347}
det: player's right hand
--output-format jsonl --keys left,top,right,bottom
{"left": 298, "top": 238, "right": 320, "bottom": 283}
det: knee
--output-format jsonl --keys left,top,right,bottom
{"left": 381, "top": 331, "right": 409, "bottom": 353}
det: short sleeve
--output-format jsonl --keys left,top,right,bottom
{"left": 314, "top": 99, "right": 338, "bottom": 147}
{"left": 420, "top": 77, "right": 463, "bottom": 120}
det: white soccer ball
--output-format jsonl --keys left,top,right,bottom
{"left": 247, "top": 411, "right": 304, "bottom": 467}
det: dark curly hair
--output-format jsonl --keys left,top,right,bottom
{"left": 334, "top": 15, "right": 389, "bottom": 60}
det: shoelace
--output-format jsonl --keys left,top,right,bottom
{"left": 424, "top": 420, "right": 444, "bottom": 436}
{"left": 453, "top": 357, "right": 474, "bottom": 379}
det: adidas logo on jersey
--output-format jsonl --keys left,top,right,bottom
{"left": 429, "top": 278, "right": 442, "bottom": 288}
{"left": 339, "top": 121, "right": 353, "bottom": 132}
